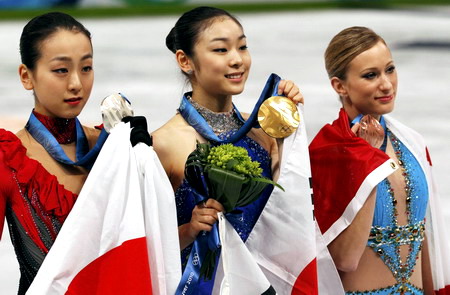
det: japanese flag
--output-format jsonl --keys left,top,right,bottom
{"left": 27, "top": 122, "right": 181, "bottom": 295}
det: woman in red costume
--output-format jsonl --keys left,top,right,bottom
{"left": 0, "top": 12, "right": 106, "bottom": 294}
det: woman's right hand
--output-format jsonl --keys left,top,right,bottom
{"left": 277, "top": 79, "right": 304, "bottom": 104}
{"left": 179, "top": 198, "right": 224, "bottom": 249}
{"left": 188, "top": 198, "right": 224, "bottom": 237}
{"left": 351, "top": 115, "right": 384, "bottom": 149}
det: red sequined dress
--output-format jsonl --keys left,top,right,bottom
{"left": 0, "top": 129, "right": 78, "bottom": 294}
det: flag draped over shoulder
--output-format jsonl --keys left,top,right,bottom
{"left": 309, "top": 109, "right": 397, "bottom": 246}
{"left": 26, "top": 122, "right": 181, "bottom": 295}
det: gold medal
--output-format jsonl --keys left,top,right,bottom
{"left": 257, "top": 96, "right": 300, "bottom": 138}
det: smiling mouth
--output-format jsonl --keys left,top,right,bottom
{"left": 225, "top": 73, "right": 243, "bottom": 79}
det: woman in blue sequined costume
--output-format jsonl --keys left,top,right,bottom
{"left": 152, "top": 6, "right": 303, "bottom": 294}
{"left": 310, "top": 26, "right": 450, "bottom": 294}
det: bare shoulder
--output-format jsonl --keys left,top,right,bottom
{"left": 152, "top": 114, "right": 200, "bottom": 188}
{"left": 15, "top": 128, "right": 36, "bottom": 149}
{"left": 15, "top": 128, "right": 27, "bottom": 141}
{"left": 82, "top": 125, "right": 101, "bottom": 149}
{"left": 152, "top": 114, "right": 198, "bottom": 151}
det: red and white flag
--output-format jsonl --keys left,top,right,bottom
{"left": 246, "top": 105, "right": 342, "bottom": 294}
{"left": 27, "top": 122, "right": 181, "bottom": 295}
{"left": 310, "top": 109, "right": 396, "bottom": 247}
{"left": 212, "top": 106, "right": 343, "bottom": 294}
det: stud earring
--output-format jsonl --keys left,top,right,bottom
{"left": 186, "top": 69, "right": 193, "bottom": 75}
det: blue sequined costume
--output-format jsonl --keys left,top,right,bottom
{"left": 175, "top": 131, "right": 273, "bottom": 294}
{"left": 347, "top": 124, "right": 429, "bottom": 295}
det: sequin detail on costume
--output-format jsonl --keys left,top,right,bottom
{"left": 350, "top": 129, "right": 428, "bottom": 295}
{"left": 7, "top": 171, "right": 64, "bottom": 294}
{"left": 189, "top": 98, "right": 243, "bottom": 135}
{"left": 32, "top": 110, "right": 76, "bottom": 144}
{"left": 346, "top": 283, "right": 424, "bottom": 295}
{"left": 368, "top": 221, "right": 425, "bottom": 248}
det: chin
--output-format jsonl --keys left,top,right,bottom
{"left": 230, "top": 85, "right": 246, "bottom": 95}
{"left": 61, "top": 111, "right": 82, "bottom": 119}
{"left": 375, "top": 109, "right": 393, "bottom": 119}
{"left": 383, "top": 104, "right": 395, "bottom": 115}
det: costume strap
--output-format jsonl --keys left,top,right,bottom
{"left": 26, "top": 112, "right": 108, "bottom": 170}
{"left": 178, "top": 73, "right": 281, "bottom": 143}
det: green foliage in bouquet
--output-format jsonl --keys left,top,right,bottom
{"left": 186, "top": 142, "right": 284, "bottom": 213}
{"left": 207, "top": 143, "right": 263, "bottom": 177}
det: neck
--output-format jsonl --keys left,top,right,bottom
{"left": 191, "top": 90, "right": 233, "bottom": 113}
{"left": 343, "top": 105, "right": 382, "bottom": 122}
{"left": 32, "top": 110, "right": 77, "bottom": 144}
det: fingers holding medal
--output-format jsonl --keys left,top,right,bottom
{"left": 277, "top": 79, "right": 304, "bottom": 105}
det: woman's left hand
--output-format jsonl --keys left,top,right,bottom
{"left": 277, "top": 79, "right": 304, "bottom": 104}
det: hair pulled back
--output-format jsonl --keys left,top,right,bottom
{"left": 325, "top": 26, "right": 385, "bottom": 80}
{"left": 20, "top": 12, "right": 91, "bottom": 70}
{"left": 166, "top": 6, "right": 242, "bottom": 57}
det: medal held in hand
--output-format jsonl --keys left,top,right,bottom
{"left": 356, "top": 114, "right": 385, "bottom": 149}
{"left": 258, "top": 96, "right": 300, "bottom": 138}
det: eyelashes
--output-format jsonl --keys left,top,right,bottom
{"left": 361, "top": 65, "right": 396, "bottom": 79}
{"left": 52, "top": 68, "right": 68, "bottom": 74}
{"left": 362, "top": 72, "right": 377, "bottom": 79}
{"left": 82, "top": 66, "right": 93, "bottom": 72}
{"left": 52, "top": 66, "right": 93, "bottom": 74}
{"left": 386, "top": 65, "right": 396, "bottom": 73}
{"left": 213, "top": 48, "right": 227, "bottom": 53}
{"left": 212, "top": 44, "right": 248, "bottom": 53}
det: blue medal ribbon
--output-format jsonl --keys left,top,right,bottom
{"left": 178, "top": 73, "right": 281, "bottom": 143}
{"left": 25, "top": 112, "right": 108, "bottom": 170}
{"left": 175, "top": 73, "right": 281, "bottom": 294}
{"left": 176, "top": 189, "right": 222, "bottom": 295}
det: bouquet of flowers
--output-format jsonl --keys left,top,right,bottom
{"left": 185, "top": 142, "right": 283, "bottom": 279}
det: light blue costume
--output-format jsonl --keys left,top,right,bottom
{"left": 347, "top": 118, "right": 428, "bottom": 295}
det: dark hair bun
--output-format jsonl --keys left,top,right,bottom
{"left": 165, "top": 6, "right": 241, "bottom": 57}
{"left": 165, "top": 27, "right": 177, "bottom": 53}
